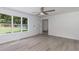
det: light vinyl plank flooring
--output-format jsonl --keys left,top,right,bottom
{"left": 0, "top": 34, "right": 79, "bottom": 51}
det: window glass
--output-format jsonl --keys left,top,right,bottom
{"left": 22, "top": 17, "right": 28, "bottom": 31}
{"left": 13, "top": 16, "right": 21, "bottom": 32}
{"left": 0, "top": 13, "right": 11, "bottom": 34}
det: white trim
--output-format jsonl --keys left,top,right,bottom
{"left": 21, "top": 17, "right": 23, "bottom": 32}
{"left": 11, "top": 16, "right": 13, "bottom": 33}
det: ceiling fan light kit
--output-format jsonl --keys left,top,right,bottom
{"left": 40, "top": 12, "right": 45, "bottom": 15}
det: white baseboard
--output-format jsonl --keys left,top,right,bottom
{"left": 48, "top": 34, "right": 79, "bottom": 40}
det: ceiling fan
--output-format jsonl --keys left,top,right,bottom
{"left": 33, "top": 7, "right": 55, "bottom": 15}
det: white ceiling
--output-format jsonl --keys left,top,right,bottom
{"left": 7, "top": 7, "right": 79, "bottom": 15}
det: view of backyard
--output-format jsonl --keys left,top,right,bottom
{"left": 0, "top": 13, "right": 28, "bottom": 34}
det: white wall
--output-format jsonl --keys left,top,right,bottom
{"left": 48, "top": 12, "right": 79, "bottom": 40}
{"left": 48, "top": 15, "right": 55, "bottom": 35}
{"left": 0, "top": 8, "right": 42, "bottom": 43}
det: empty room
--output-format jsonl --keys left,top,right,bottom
{"left": 0, "top": 7, "right": 79, "bottom": 51}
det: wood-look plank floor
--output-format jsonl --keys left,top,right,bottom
{"left": 0, "top": 34, "right": 79, "bottom": 51}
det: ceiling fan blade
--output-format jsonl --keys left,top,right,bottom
{"left": 44, "top": 9, "right": 55, "bottom": 12}
{"left": 43, "top": 12, "right": 48, "bottom": 15}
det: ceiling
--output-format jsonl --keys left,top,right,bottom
{"left": 6, "top": 7, "right": 79, "bottom": 15}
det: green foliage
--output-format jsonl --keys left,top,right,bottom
{"left": 13, "top": 16, "right": 21, "bottom": 24}
{"left": 0, "top": 13, "right": 11, "bottom": 24}
{"left": 23, "top": 17, "right": 27, "bottom": 24}
{"left": 0, "top": 13, "right": 28, "bottom": 24}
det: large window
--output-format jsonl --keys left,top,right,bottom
{"left": 0, "top": 13, "right": 28, "bottom": 34}
{"left": 13, "top": 16, "right": 21, "bottom": 32}
{"left": 0, "top": 13, "right": 11, "bottom": 34}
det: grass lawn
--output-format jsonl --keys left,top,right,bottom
{"left": 0, "top": 27, "right": 21, "bottom": 34}
{"left": 0, "top": 27, "right": 28, "bottom": 34}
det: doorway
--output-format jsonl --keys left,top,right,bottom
{"left": 42, "top": 19, "right": 48, "bottom": 34}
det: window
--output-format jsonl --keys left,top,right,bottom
{"left": 0, "top": 13, "right": 11, "bottom": 34}
{"left": 13, "top": 16, "right": 21, "bottom": 32}
{"left": 22, "top": 17, "right": 28, "bottom": 31}
{"left": 0, "top": 13, "right": 28, "bottom": 34}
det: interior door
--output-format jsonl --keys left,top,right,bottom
{"left": 42, "top": 19, "right": 48, "bottom": 32}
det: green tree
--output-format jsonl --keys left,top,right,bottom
{"left": 23, "top": 17, "right": 27, "bottom": 24}
{"left": 13, "top": 16, "right": 21, "bottom": 24}
{"left": 0, "top": 13, "right": 11, "bottom": 24}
